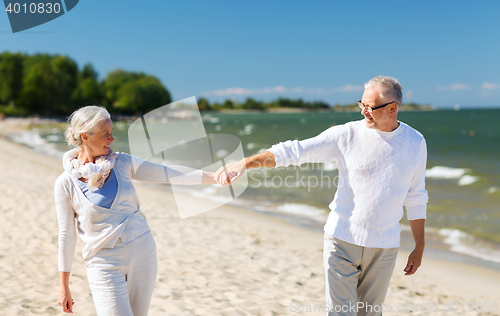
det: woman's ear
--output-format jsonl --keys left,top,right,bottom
{"left": 81, "top": 132, "right": 88, "bottom": 142}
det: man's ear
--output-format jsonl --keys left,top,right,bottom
{"left": 389, "top": 102, "right": 398, "bottom": 114}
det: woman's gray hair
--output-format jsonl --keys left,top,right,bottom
{"left": 65, "top": 105, "right": 111, "bottom": 147}
{"left": 364, "top": 76, "right": 403, "bottom": 106}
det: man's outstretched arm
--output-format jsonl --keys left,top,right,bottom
{"left": 215, "top": 150, "right": 276, "bottom": 186}
{"left": 404, "top": 218, "right": 425, "bottom": 275}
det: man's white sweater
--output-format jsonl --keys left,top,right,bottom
{"left": 269, "top": 119, "right": 428, "bottom": 248}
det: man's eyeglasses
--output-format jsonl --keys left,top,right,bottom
{"left": 357, "top": 100, "right": 396, "bottom": 113}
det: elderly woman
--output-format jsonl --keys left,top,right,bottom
{"left": 55, "top": 105, "right": 218, "bottom": 315}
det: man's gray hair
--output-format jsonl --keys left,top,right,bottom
{"left": 65, "top": 105, "right": 111, "bottom": 147}
{"left": 364, "top": 76, "right": 403, "bottom": 106}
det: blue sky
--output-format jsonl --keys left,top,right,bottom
{"left": 1, "top": 0, "right": 500, "bottom": 108}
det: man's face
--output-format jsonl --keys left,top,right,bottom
{"left": 360, "top": 87, "right": 394, "bottom": 131}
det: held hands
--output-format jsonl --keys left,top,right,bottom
{"left": 214, "top": 159, "right": 246, "bottom": 186}
{"left": 213, "top": 151, "right": 274, "bottom": 185}
{"left": 202, "top": 170, "right": 238, "bottom": 185}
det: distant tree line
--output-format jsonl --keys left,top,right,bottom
{"left": 0, "top": 51, "right": 171, "bottom": 116}
{"left": 196, "top": 97, "right": 330, "bottom": 111}
{"left": 196, "top": 98, "right": 424, "bottom": 112}
{"left": 0, "top": 51, "right": 427, "bottom": 117}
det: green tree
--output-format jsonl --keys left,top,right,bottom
{"left": 19, "top": 54, "right": 78, "bottom": 115}
{"left": 18, "top": 54, "right": 53, "bottom": 115}
{"left": 310, "top": 101, "right": 330, "bottom": 109}
{"left": 72, "top": 63, "right": 102, "bottom": 106}
{"left": 114, "top": 75, "right": 171, "bottom": 114}
{"left": 264, "top": 98, "right": 304, "bottom": 109}
{"left": 206, "top": 99, "right": 235, "bottom": 111}
{"left": 242, "top": 97, "right": 264, "bottom": 110}
{"left": 197, "top": 97, "right": 211, "bottom": 111}
{"left": 278, "top": 98, "right": 306, "bottom": 108}
{"left": 51, "top": 55, "right": 79, "bottom": 113}
{"left": 81, "top": 63, "right": 98, "bottom": 80}
{"left": 102, "top": 69, "right": 144, "bottom": 107}
{"left": 0, "top": 52, "right": 24, "bottom": 106}
{"left": 222, "top": 99, "right": 235, "bottom": 109}
{"left": 210, "top": 102, "right": 223, "bottom": 111}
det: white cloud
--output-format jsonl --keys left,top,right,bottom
{"left": 262, "top": 85, "right": 285, "bottom": 93}
{"left": 291, "top": 87, "right": 304, "bottom": 93}
{"left": 307, "top": 88, "right": 327, "bottom": 94}
{"left": 482, "top": 82, "right": 498, "bottom": 90}
{"left": 309, "top": 85, "right": 363, "bottom": 94}
{"left": 333, "top": 84, "right": 363, "bottom": 92}
{"left": 203, "top": 84, "right": 362, "bottom": 96}
{"left": 210, "top": 87, "right": 250, "bottom": 95}
{"left": 436, "top": 83, "right": 472, "bottom": 91}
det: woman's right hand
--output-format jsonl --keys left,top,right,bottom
{"left": 215, "top": 159, "right": 246, "bottom": 186}
{"left": 58, "top": 285, "right": 75, "bottom": 313}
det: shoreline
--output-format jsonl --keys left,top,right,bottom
{"left": 202, "top": 105, "right": 434, "bottom": 114}
{"left": 3, "top": 118, "right": 500, "bottom": 272}
{"left": 230, "top": 202, "right": 500, "bottom": 272}
{"left": 0, "top": 121, "right": 499, "bottom": 315}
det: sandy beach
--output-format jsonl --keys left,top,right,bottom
{"left": 0, "top": 119, "right": 499, "bottom": 316}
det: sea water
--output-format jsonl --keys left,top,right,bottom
{"left": 13, "top": 109, "right": 500, "bottom": 268}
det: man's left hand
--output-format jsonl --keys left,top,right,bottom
{"left": 404, "top": 248, "right": 423, "bottom": 275}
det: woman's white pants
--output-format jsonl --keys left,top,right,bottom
{"left": 85, "top": 232, "right": 158, "bottom": 316}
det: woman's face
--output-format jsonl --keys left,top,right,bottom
{"left": 82, "top": 119, "right": 114, "bottom": 157}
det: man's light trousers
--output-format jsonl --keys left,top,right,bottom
{"left": 324, "top": 233, "right": 398, "bottom": 316}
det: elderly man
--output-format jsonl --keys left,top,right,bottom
{"left": 216, "top": 76, "right": 428, "bottom": 316}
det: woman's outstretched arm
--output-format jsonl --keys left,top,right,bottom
{"left": 201, "top": 171, "right": 218, "bottom": 184}
{"left": 129, "top": 155, "right": 219, "bottom": 185}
